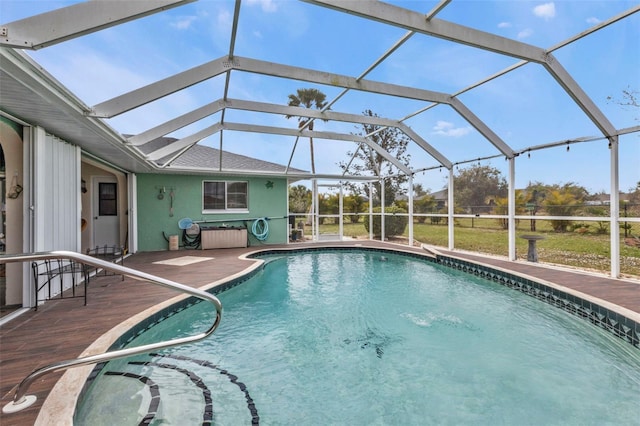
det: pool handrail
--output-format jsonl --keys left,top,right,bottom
{"left": 0, "top": 250, "right": 223, "bottom": 414}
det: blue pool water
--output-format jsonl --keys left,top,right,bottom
{"left": 75, "top": 250, "right": 640, "bottom": 425}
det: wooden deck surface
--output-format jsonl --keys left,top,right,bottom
{"left": 1, "top": 241, "right": 638, "bottom": 425}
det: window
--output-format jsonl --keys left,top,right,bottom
{"left": 203, "top": 181, "right": 248, "bottom": 212}
{"left": 99, "top": 182, "right": 117, "bottom": 216}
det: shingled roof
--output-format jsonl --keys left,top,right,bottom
{"left": 136, "top": 137, "right": 308, "bottom": 175}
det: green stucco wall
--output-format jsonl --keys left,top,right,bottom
{"left": 136, "top": 174, "right": 289, "bottom": 251}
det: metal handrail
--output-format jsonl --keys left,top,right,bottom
{"left": 1, "top": 250, "right": 223, "bottom": 414}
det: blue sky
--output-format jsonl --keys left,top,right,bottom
{"left": 2, "top": 0, "right": 639, "bottom": 194}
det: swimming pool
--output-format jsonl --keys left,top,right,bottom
{"left": 75, "top": 249, "right": 640, "bottom": 424}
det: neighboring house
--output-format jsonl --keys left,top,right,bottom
{"left": 429, "top": 189, "right": 448, "bottom": 210}
{"left": 586, "top": 192, "right": 632, "bottom": 206}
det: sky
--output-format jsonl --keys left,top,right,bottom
{"left": 1, "top": 0, "right": 639, "bottom": 195}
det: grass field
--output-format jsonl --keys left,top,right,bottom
{"left": 314, "top": 217, "right": 640, "bottom": 278}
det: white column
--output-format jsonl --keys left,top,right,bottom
{"left": 381, "top": 179, "right": 385, "bottom": 242}
{"left": 408, "top": 174, "right": 414, "bottom": 247}
{"left": 609, "top": 136, "right": 620, "bottom": 278}
{"left": 368, "top": 182, "right": 373, "bottom": 241}
{"left": 508, "top": 157, "right": 516, "bottom": 260}
{"left": 339, "top": 183, "right": 344, "bottom": 241}
{"left": 448, "top": 168, "right": 454, "bottom": 250}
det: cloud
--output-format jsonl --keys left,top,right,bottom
{"left": 217, "top": 9, "right": 232, "bottom": 28}
{"left": 533, "top": 2, "right": 555, "bottom": 20}
{"left": 497, "top": 22, "right": 512, "bottom": 29}
{"left": 517, "top": 28, "right": 534, "bottom": 39}
{"left": 432, "top": 121, "right": 472, "bottom": 137}
{"left": 586, "top": 17, "right": 601, "bottom": 25}
{"left": 170, "top": 16, "right": 197, "bottom": 30}
{"left": 246, "top": 0, "right": 278, "bottom": 13}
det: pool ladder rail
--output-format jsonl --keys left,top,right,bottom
{"left": 0, "top": 250, "right": 223, "bottom": 415}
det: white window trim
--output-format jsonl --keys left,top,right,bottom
{"left": 202, "top": 180, "right": 249, "bottom": 214}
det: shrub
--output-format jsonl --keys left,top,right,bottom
{"left": 364, "top": 205, "right": 408, "bottom": 237}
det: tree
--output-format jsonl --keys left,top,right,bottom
{"left": 364, "top": 205, "right": 408, "bottom": 237}
{"left": 338, "top": 109, "right": 411, "bottom": 205}
{"left": 413, "top": 195, "right": 436, "bottom": 223}
{"left": 289, "top": 184, "right": 311, "bottom": 213}
{"left": 413, "top": 183, "right": 428, "bottom": 198}
{"left": 343, "top": 194, "right": 367, "bottom": 223}
{"left": 543, "top": 190, "right": 580, "bottom": 232}
{"left": 493, "top": 189, "right": 527, "bottom": 229}
{"left": 607, "top": 86, "right": 639, "bottom": 121}
{"left": 286, "top": 88, "right": 328, "bottom": 174}
{"left": 453, "top": 164, "right": 507, "bottom": 213}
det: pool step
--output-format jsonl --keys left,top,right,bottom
{"left": 104, "top": 353, "right": 259, "bottom": 425}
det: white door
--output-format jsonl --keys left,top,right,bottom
{"left": 93, "top": 177, "right": 119, "bottom": 247}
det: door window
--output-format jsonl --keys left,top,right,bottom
{"left": 99, "top": 182, "right": 117, "bottom": 216}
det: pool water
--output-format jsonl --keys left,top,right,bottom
{"left": 75, "top": 251, "right": 640, "bottom": 425}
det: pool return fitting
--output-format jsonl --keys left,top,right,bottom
{"left": 1, "top": 251, "right": 223, "bottom": 414}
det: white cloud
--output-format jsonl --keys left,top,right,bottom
{"left": 518, "top": 28, "right": 534, "bottom": 39}
{"left": 217, "top": 9, "right": 232, "bottom": 28}
{"left": 170, "top": 16, "right": 197, "bottom": 30}
{"left": 246, "top": 0, "right": 278, "bottom": 13}
{"left": 432, "top": 121, "right": 471, "bottom": 137}
{"left": 497, "top": 22, "right": 512, "bottom": 29}
{"left": 586, "top": 17, "right": 601, "bottom": 25}
{"left": 533, "top": 2, "right": 555, "bottom": 21}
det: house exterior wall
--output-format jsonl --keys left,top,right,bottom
{"left": 136, "top": 174, "right": 288, "bottom": 251}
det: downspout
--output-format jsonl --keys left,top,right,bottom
{"left": 127, "top": 173, "right": 138, "bottom": 254}
{"left": 23, "top": 125, "right": 35, "bottom": 308}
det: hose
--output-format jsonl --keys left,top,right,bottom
{"left": 251, "top": 218, "right": 269, "bottom": 241}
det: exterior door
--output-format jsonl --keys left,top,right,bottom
{"left": 93, "top": 177, "right": 119, "bottom": 247}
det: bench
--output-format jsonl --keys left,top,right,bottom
{"left": 85, "top": 245, "right": 126, "bottom": 281}
{"left": 32, "top": 259, "right": 86, "bottom": 310}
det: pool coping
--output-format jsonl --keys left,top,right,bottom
{"left": 35, "top": 243, "right": 640, "bottom": 425}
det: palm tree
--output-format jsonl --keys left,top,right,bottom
{"left": 286, "top": 88, "right": 327, "bottom": 174}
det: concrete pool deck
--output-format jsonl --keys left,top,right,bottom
{"left": 1, "top": 241, "right": 639, "bottom": 425}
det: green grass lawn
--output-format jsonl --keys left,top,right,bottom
{"left": 317, "top": 218, "right": 640, "bottom": 278}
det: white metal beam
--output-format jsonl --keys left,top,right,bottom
{"left": 397, "top": 123, "right": 452, "bottom": 168}
{"left": 129, "top": 97, "right": 454, "bottom": 168}
{"left": 221, "top": 98, "right": 453, "bottom": 168}
{"left": 220, "top": 122, "right": 413, "bottom": 175}
{"left": 303, "top": 0, "right": 547, "bottom": 63}
{"left": 91, "top": 54, "right": 451, "bottom": 118}
{"left": 0, "top": 0, "right": 194, "bottom": 50}
{"left": 544, "top": 54, "right": 617, "bottom": 137}
{"left": 231, "top": 56, "right": 451, "bottom": 104}
{"left": 127, "top": 100, "right": 227, "bottom": 146}
{"left": 91, "top": 57, "right": 231, "bottom": 118}
{"left": 146, "top": 123, "right": 223, "bottom": 161}
{"left": 449, "top": 98, "right": 515, "bottom": 157}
